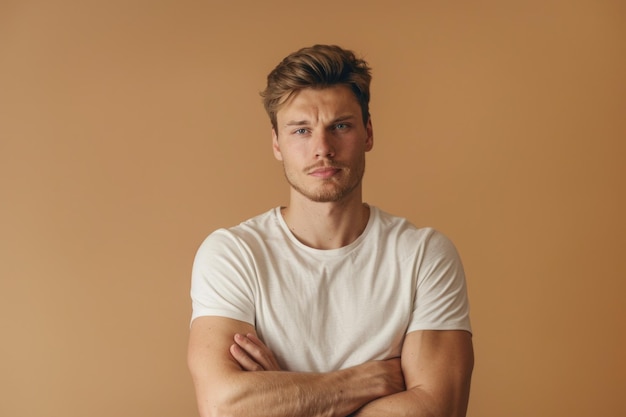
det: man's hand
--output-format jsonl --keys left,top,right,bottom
{"left": 230, "top": 332, "right": 282, "bottom": 371}
{"left": 231, "top": 332, "right": 406, "bottom": 400}
{"left": 231, "top": 331, "right": 406, "bottom": 417}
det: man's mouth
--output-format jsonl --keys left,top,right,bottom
{"left": 308, "top": 166, "right": 341, "bottom": 178}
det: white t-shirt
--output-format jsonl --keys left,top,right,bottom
{"left": 191, "top": 206, "right": 471, "bottom": 372}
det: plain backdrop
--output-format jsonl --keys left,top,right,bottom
{"left": 1, "top": 1, "right": 625, "bottom": 416}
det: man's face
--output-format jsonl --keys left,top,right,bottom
{"left": 272, "top": 85, "right": 373, "bottom": 203}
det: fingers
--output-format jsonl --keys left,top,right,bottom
{"left": 230, "top": 333, "right": 282, "bottom": 371}
{"left": 229, "top": 343, "right": 264, "bottom": 371}
{"left": 244, "top": 332, "right": 266, "bottom": 348}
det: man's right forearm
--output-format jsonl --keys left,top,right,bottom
{"left": 189, "top": 357, "right": 401, "bottom": 417}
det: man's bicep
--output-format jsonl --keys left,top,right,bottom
{"left": 401, "top": 330, "right": 474, "bottom": 416}
{"left": 188, "top": 315, "right": 255, "bottom": 372}
{"left": 188, "top": 316, "right": 255, "bottom": 414}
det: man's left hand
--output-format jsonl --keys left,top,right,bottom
{"left": 230, "top": 333, "right": 282, "bottom": 371}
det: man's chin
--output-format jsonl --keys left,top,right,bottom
{"left": 302, "top": 184, "right": 359, "bottom": 203}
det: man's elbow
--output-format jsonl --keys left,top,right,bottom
{"left": 404, "top": 384, "right": 471, "bottom": 417}
{"left": 188, "top": 364, "right": 239, "bottom": 417}
{"left": 192, "top": 385, "right": 242, "bottom": 417}
{"left": 196, "top": 401, "right": 236, "bottom": 417}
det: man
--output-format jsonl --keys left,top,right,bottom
{"left": 188, "top": 44, "right": 473, "bottom": 417}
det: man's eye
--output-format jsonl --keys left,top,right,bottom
{"left": 335, "top": 123, "right": 348, "bottom": 130}
{"left": 294, "top": 128, "right": 308, "bottom": 135}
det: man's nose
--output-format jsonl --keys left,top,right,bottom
{"left": 314, "top": 130, "right": 335, "bottom": 158}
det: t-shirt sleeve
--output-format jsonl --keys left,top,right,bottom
{"left": 190, "top": 229, "right": 256, "bottom": 326}
{"left": 407, "top": 230, "right": 472, "bottom": 334}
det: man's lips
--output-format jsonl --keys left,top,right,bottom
{"left": 308, "top": 166, "right": 342, "bottom": 178}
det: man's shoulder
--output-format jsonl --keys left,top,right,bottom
{"left": 373, "top": 206, "right": 434, "bottom": 236}
{"left": 371, "top": 206, "right": 455, "bottom": 251}
{"left": 234, "top": 207, "right": 281, "bottom": 232}
{"left": 200, "top": 207, "right": 282, "bottom": 249}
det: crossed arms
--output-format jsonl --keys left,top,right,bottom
{"left": 188, "top": 316, "right": 474, "bottom": 417}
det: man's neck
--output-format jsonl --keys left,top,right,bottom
{"left": 280, "top": 192, "right": 370, "bottom": 250}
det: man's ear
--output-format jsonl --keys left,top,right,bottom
{"left": 365, "top": 118, "right": 374, "bottom": 152}
{"left": 272, "top": 128, "right": 283, "bottom": 161}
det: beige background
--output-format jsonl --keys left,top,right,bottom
{"left": 1, "top": 1, "right": 624, "bottom": 416}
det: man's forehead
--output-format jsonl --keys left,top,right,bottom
{"left": 276, "top": 86, "right": 360, "bottom": 123}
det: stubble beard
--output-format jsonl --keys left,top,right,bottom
{"left": 282, "top": 159, "right": 366, "bottom": 203}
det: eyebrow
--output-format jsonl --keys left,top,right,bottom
{"left": 285, "top": 120, "right": 309, "bottom": 127}
{"left": 283, "top": 115, "right": 357, "bottom": 127}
